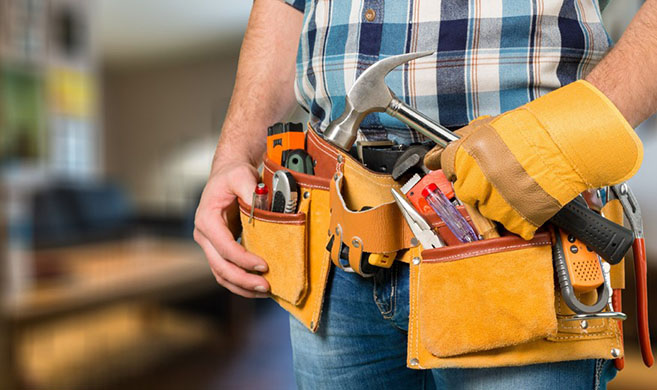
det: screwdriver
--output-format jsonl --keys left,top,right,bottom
{"left": 422, "top": 183, "right": 479, "bottom": 243}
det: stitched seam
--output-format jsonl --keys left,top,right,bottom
{"left": 559, "top": 321, "right": 606, "bottom": 330}
{"left": 391, "top": 264, "right": 398, "bottom": 322}
{"left": 345, "top": 161, "right": 400, "bottom": 186}
{"left": 308, "top": 130, "right": 339, "bottom": 159}
{"left": 594, "top": 358, "right": 603, "bottom": 390}
{"left": 414, "top": 260, "right": 421, "bottom": 366}
{"left": 308, "top": 129, "right": 338, "bottom": 158}
{"left": 238, "top": 209, "right": 306, "bottom": 225}
{"left": 375, "top": 271, "right": 394, "bottom": 317}
{"left": 310, "top": 250, "right": 332, "bottom": 331}
{"left": 263, "top": 164, "right": 330, "bottom": 190}
{"left": 550, "top": 331, "right": 615, "bottom": 340}
{"left": 423, "top": 240, "right": 551, "bottom": 263}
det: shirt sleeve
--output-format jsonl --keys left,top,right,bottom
{"left": 280, "top": 0, "right": 305, "bottom": 13}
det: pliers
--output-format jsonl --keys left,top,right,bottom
{"left": 610, "top": 182, "right": 654, "bottom": 367}
{"left": 391, "top": 188, "right": 445, "bottom": 249}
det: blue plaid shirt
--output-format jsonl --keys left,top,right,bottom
{"left": 282, "top": 0, "right": 611, "bottom": 144}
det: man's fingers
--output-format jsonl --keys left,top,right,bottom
{"left": 211, "top": 269, "right": 269, "bottom": 299}
{"left": 197, "top": 214, "right": 268, "bottom": 272}
{"left": 195, "top": 229, "right": 270, "bottom": 292}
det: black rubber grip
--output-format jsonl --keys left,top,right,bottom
{"left": 549, "top": 197, "right": 633, "bottom": 264}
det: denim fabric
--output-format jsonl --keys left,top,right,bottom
{"left": 290, "top": 262, "right": 617, "bottom": 390}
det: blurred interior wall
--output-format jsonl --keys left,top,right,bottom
{"left": 102, "top": 46, "right": 241, "bottom": 216}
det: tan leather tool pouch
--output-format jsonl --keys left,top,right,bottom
{"left": 238, "top": 155, "right": 332, "bottom": 332}
{"left": 410, "top": 234, "right": 558, "bottom": 360}
{"left": 408, "top": 226, "right": 624, "bottom": 369}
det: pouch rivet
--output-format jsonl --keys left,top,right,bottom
{"left": 410, "top": 358, "right": 419, "bottom": 366}
{"left": 580, "top": 320, "right": 588, "bottom": 330}
{"left": 412, "top": 257, "right": 421, "bottom": 265}
{"left": 611, "top": 348, "right": 621, "bottom": 358}
{"left": 303, "top": 191, "right": 310, "bottom": 199}
{"left": 352, "top": 239, "right": 360, "bottom": 248}
{"left": 337, "top": 155, "right": 344, "bottom": 163}
{"left": 410, "top": 238, "right": 419, "bottom": 247}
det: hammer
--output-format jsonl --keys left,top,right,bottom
{"left": 324, "top": 51, "right": 634, "bottom": 265}
{"left": 323, "top": 51, "right": 458, "bottom": 151}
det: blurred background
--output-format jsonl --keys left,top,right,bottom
{"left": 0, "top": 0, "right": 655, "bottom": 389}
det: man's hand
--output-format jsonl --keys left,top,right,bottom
{"left": 194, "top": 161, "right": 270, "bottom": 298}
{"left": 194, "top": 0, "right": 303, "bottom": 298}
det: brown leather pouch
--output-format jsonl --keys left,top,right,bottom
{"left": 410, "top": 233, "right": 558, "bottom": 359}
{"left": 238, "top": 155, "right": 332, "bottom": 332}
{"left": 407, "top": 228, "right": 624, "bottom": 369}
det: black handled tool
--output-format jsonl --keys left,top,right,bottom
{"left": 271, "top": 170, "right": 298, "bottom": 213}
{"left": 550, "top": 196, "right": 632, "bottom": 264}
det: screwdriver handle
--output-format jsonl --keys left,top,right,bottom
{"left": 549, "top": 197, "right": 633, "bottom": 264}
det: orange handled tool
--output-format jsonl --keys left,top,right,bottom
{"left": 267, "top": 122, "right": 305, "bottom": 165}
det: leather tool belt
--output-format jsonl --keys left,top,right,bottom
{"left": 238, "top": 124, "right": 651, "bottom": 370}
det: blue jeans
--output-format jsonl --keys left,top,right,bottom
{"left": 290, "top": 262, "right": 617, "bottom": 390}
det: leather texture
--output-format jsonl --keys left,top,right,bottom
{"left": 308, "top": 127, "right": 421, "bottom": 273}
{"left": 601, "top": 199, "right": 625, "bottom": 289}
{"left": 417, "top": 234, "right": 557, "bottom": 358}
{"left": 241, "top": 156, "right": 333, "bottom": 332}
{"left": 408, "top": 236, "right": 625, "bottom": 369}
{"left": 425, "top": 80, "right": 643, "bottom": 240}
{"left": 239, "top": 197, "right": 309, "bottom": 305}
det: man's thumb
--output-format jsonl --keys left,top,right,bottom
{"left": 233, "top": 167, "right": 259, "bottom": 206}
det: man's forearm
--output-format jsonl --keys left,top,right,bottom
{"left": 585, "top": 0, "right": 657, "bottom": 127}
{"left": 214, "top": 0, "right": 303, "bottom": 169}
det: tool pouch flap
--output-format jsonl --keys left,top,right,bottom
{"left": 239, "top": 197, "right": 309, "bottom": 305}
{"left": 414, "top": 233, "right": 557, "bottom": 359}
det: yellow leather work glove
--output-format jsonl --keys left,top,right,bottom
{"left": 424, "top": 80, "right": 643, "bottom": 240}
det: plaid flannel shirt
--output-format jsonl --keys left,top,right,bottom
{"left": 282, "top": 0, "right": 611, "bottom": 144}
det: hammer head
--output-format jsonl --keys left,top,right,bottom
{"left": 324, "top": 51, "right": 434, "bottom": 150}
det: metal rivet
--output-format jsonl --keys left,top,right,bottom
{"left": 310, "top": 321, "right": 314, "bottom": 329}
{"left": 337, "top": 155, "right": 344, "bottom": 163}
{"left": 365, "top": 8, "right": 376, "bottom": 21}
{"left": 611, "top": 348, "right": 621, "bottom": 358}
{"left": 409, "top": 358, "right": 419, "bottom": 366}
{"left": 580, "top": 320, "right": 588, "bottom": 330}
{"left": 303, "top": 191, "right": 310, "bottom": 199}
{"left": 412, "top": 257, "right": 421, "bottom": 265}
{"left": 352, "top": 239, "right": 360, "bottom": 248}
{"left": 410, "top": 237, "right": 419, "bottom": 247}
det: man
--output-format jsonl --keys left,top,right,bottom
{"left": 194, "top": 0, "right": 657, "bottom": 388}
